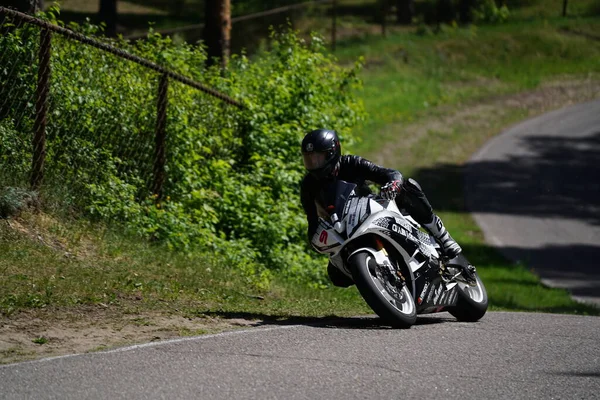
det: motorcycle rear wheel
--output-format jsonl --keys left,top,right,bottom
{"left": 349, "top": 251, "right": 417, "bottom": 329}
{"left": 449, "top": 273, "right": 488, "bottom": 322}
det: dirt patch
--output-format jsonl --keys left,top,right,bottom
{"left": 2, "top": 79, "right": 599, "bottom": 365}
{"left": 0, "top": 306, "right": 261, "bottom": 365}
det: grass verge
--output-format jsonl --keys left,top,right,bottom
{"left": 0, "top": 214, "right": 370, "bottom": 319}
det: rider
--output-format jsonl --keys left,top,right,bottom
{"left": 300, "top": 128, "right": 462, "bottom": 287}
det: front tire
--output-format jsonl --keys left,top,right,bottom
{"left": 348, "top": 251, "right": 417, "bottom": 328}
{"left": 449, "top": 273, "right": 488, "bottom": 322}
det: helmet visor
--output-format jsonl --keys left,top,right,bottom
{"left": 302, "top": 151, "right": 327, "bottom": 171}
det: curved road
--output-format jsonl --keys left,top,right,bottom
{"left": 466, "top": 99, "right": 600, "bottom": 306}
{"left": 1, "top": 313, "right": 599, "bottom": 399}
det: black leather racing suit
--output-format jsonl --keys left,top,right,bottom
{"left": 300, "top": 155, "right": 436, "bottom": 287}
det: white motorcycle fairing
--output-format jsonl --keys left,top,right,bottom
{"left": 310, "top": 182, "right": 467, "bottom": 314}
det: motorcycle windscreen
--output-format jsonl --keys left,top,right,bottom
{"left": 320, "top": 180, "right": 357, "bottom": 216}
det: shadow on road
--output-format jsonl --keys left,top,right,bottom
{"left": 483, "top": 243, "right": 600, "bottom": 305}
{"left": 462, "top": 242, "right": 600, "bottom": 313}
{"left": 405, "top": 130, "right": 600, "bottom": 308}
{"left": 200, "top": 311, "right": 454, "bottom": 330}
{"left": 412, "top": 131, "right": 600, "bottom": 225}
{"left": 549, "top": 370, "right": 600, "bottom": 378}
{"left": 201, "top": 241, "right": 600, "bottom": 320}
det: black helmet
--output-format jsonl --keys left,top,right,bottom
{"left": 301, "top": 129, "right": 341, "bottom": 179}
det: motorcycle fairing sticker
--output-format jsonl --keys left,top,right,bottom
{"left": 391, "top": 218, "right": 434, "bottom": 258}
{"left": 345, "top": 198, "right": 358, "bottom": 235}
{"left": 372, "top": 217, "right": 390, "bottom": 229}
{"left": 343, "top": 195, "right": 352, "bottom": 216}
{"left": 422, "top": 282, "right": 458, "bottom": 307}
{"left": 393, "top": 217, "right": 426, "bottom": 243}
{"left": 357, "top": 197, "right": 370, "bottom": 224}
{"left": 372, "top": 217, "right": 420, "bottom": 254}
{"left": 416, "top": 281, "right": 430, "bottom": 305}
{"left": 346, "top": 197, "right": 371, "bottom": 235}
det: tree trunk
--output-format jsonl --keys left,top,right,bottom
{"left": 396, "top": 0, "right": 414, "bottom": 25}
{"left": 32, "top": 0, "right": 42, "bottom": 12}
{"left": 203, "top": 0, "right": 231, "bottom": 69}
{"left": 380, "top": 0, "right": 389, "bottom": 36}
{"left": 458, "top": 0, "right": 476, "bottom": 24}
{"left": 437, "top": 0, "right": 454, "bottom": 24}
{"left": 99, "top": 0, "right": 118, "bottom": 37}
{"left": 562, "top": 0, "right": 568, "bottom": 17}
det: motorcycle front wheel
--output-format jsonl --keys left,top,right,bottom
{"left": 348, "top": 251, "right": 417, "bottom": 329}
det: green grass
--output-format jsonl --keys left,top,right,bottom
{"left": 31, "top": 336, "right": 48, "bottom": 345}
{"left": 335, "top": 17, "right": 600, "bottom": 153}
{"left": 507, "top": 0, "right": 600, "bottom": 20}
{"left": 0, "top": 214, "right": 371, "bottom": 319}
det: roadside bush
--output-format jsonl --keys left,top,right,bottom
{"left": 415, "top": 0, "right": 510, "bottom": 25}
{"left": 0, "top": 7, "right": 365, "bottom": 288}
{"left": 473, "top": 0, "right": 510, "bottom": 24}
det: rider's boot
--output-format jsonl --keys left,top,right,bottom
{"left": 397, "top": 178, "right": 462, "bottom": 258}
{"left": 423, "top": 215, "right": 462, "bottom": 258}
{"left": 424, "top": 215, "right": 476, "bottom": 283}
{"left": 397, "top": 178, "right": 474, "bottom": 281}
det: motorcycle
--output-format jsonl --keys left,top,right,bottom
{"left": 311, "top": 180, "right": 488, "bottom": 328}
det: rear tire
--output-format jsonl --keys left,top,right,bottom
{"left": 349, "top": 251, "right": 417, "bottom": 328}
{"left": 449, "top": 274, "right": 488, "bottom": 322}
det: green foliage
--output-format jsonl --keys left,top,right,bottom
{"left": 0, "top": 120, "right": 31, "bottom": 185}
{"left": 415, "top": 0, "right": 510, "bottom": 25}
{"left": 473, "top": 0, "right": 511, "bottom": 23}
{"left": 32, "top": 336, "right": 48, "bottom": 345}
{"left": 0, "top": 8, "right": 365, "bottom": 288}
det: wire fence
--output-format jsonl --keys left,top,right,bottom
{"left": 0, "top": 1, "right": 389, "bottom": 217}
{"left": 122, "top": 0, "right": 397, "bottom": 54}
{"left": 124, "top": 0, "right": 338, "bottom": 53}
{"left": 0, "top": 7, "right": 243, "bottom": 212}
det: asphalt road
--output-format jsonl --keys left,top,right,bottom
{"left": 1, "top": 312, "right": 599, "bottom": 399}
{"left": 466, "top": 99, "right": 600, "bottom": 306}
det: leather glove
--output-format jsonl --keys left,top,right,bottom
{"left": 380, "top": 180, "right": 402, "bottom": 200}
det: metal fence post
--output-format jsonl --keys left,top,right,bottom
{"left": 381, "top": 0, "right": 388, "bottom": 37}
{"left": 152, "top": 73, "right": 169, "bottom": 197}
{"left": 31, "top": 27, "right": 51, "bottom": 191}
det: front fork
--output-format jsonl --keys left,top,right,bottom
{"left": 380, "top": 250, "right": 407, "bottom": 288}
{"left": 350, "top": 245, "right": 407, "bottom": 290}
